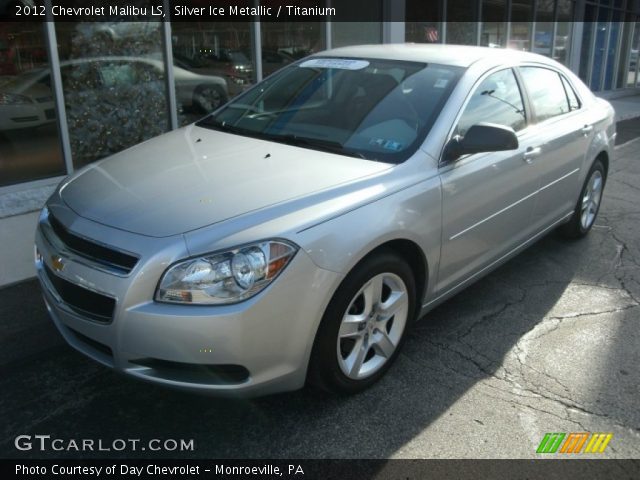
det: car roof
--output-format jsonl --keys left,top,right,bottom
{"left": 314, "top": 43, "right": 557, "bottom": 69}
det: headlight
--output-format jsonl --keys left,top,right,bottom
{"left": 155, "top": 240, "right": 298, "bottom": 305}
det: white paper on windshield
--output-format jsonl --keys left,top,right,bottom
{"left": 299, "top": 58, "right": 370, "bottom": 70}
{"left": 434, "top": 78, "right": 449, "bottom": 89}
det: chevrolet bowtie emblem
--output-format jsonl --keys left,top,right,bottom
{"left": 51, "top": 255, "right": 65, "bottom": 272}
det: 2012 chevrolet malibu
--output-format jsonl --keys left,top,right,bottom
{"left": 35, "top": 45, "right": 615, "bottom": 397}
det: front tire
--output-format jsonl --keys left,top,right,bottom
{"left": 559, "top": 158, "right": 606, "bottom": 239}
{"left": 308, "top": 251, "right": 416, "bottom": 394}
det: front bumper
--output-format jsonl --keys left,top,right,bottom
{"left": 34, "top": 205, "right": 342, "bottom": 397}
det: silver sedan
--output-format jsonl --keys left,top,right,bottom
{"left": 35, "top": 44, "right": 615, "bottom": 397}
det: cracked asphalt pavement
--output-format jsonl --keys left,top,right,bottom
{"left": 1, "top": 137, "right": 639, "bottom": 460}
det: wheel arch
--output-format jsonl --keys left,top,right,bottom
{"left": 305, "top": 236, "right": 429, "bottom": 391}
{"left": 349, "top": 238, "right": 429, "bottom": 317}
{"left": 595, "top": 150, "right": 609, "bottom": 178}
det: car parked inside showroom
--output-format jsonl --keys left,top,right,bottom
{"left": 35, "top": 44, "right": 615, "bottom": 396}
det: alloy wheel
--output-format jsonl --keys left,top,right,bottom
{"left": 580, "top": 169, "right": 603, "bottom": 230}
{"left": 337, "top": 272, "right": 409, "bottom": 380}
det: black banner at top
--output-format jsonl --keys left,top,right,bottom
{"left": 1, "top": 0, "right": 397, "bottom": 23}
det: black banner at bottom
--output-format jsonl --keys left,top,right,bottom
{"left": 3, "top": 459, "right": 640, "bottom": 480}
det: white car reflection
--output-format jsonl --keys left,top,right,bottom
{"left": 0, "top": 57, "right": 229, "bottom": 131}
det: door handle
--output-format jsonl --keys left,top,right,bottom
{"left": 581, "top": 124, "right": 594, "bottom": 135}
{"left": 523, "top": 146, "right": 541, "bottom": 164}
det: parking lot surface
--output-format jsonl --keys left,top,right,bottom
{"left": 1, "top": 135, "right": 639, "bottom": 459}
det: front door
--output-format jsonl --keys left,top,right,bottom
{"left": 436, "top": 67, "right": 539, "bottom": 293}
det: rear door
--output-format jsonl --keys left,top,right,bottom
{"left": 517, "top": 66, "right": 591, "bottom": 230}
{"left": 437, "top": 68, "right": 540, "bottom": 293}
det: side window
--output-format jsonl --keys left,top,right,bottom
{"left": 456, "top": 69, "right": 526, "bottom": 137}
{"left": 560, "top": 75, "right": 581, "bottom": 111}
{"left": 520, "top": 67, "right": 570, "bottom": 122}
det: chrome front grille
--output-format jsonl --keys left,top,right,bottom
{"left": 46, "top": 212, "right": 139, "bottom": 275}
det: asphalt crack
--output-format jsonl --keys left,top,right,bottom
{"left": 413, "top": 299, "right": 640, "bottom": 435}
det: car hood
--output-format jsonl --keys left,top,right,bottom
{"left": 60, "top": 125, "right": 391, "bottom": 237}
{"left": 2, "top": 72, "right": 51, "bottom": 98}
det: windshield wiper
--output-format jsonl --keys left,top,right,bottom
{"left": 267, "top": 134, "right": 368, "bottom": 159}
{"left": 196, "top": 117, "right": 244, "bottom": 134}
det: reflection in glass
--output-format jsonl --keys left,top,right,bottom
{"left": 0, "top": 22, "right": 65, "bottom": 187}
{"left": 332, "top": 23, "right": 382, "bottom": 48}
{"left": 405, "top": 0, "right": 441, "bottom": 43}
{"left": 447, "top": 0, "right": 478, "bottom": 45}
{"left": 261, "top": 22, "right": 324, "bottom": 78}
{"left": 534, "top": 0, "right": 555, "bottom": 57}
{"left": 456, "top": 69, "right": 526, "bottom": 136}
{"left": 631, "top": 22, "right": 640, "bottom": 87}
{"left": 554, "top": 22, "right": 572, "bottom": 65}
{"left": 171, "top": 22, "right": 254, "bottom": 126}
{"left": 579, "top": 4, "right": 597, "bottom": 83}
{"left": 616, "top": 15, "right": 634, "bottom": 89}
{"left": 590, "top": 8, "right": 610, "bottom": 91}
{"left": 202, "top": 59, "right": 461, "bottom": 163}
{"left": 481, "top": 0, "right": 507, "bottom": 48}
{"left": 332, "top": 0, "right": 382, "bottom": 48}
{"left": 509, "top": 0, "right": 533, "bottom": 51}
{"left": 554, "top": 0, "right": 573, "bottom": 65}
{"left": 604, "top": 11, "right": 621, "bottom": 90}
{"left": 55, "top": 21, "right": 169, "bottom": 168}
{"left": 520, "top": 67, "right": 571, "bottom": 121}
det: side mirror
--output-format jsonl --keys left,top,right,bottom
{"left": 444, "top": 123, "right": 519, "bottom": 162}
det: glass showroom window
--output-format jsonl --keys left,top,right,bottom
{"left": 171, "top": 22, "right": 255, "bottom": 126}
{"left": 481, "top": 0, "right": 507, "bottom": 48}
{"left": 447, "top": 0, "right": 478, "bottom": 45}
{"left": 332, "top": 22, "right": 382, "bottom": 47}
{"left": 0, "top": 21, "right": 65, "bottom": 187}
{"left": 604, "top": 9, "right": 622, "bottom": 90}
{"left": 633, "top": 21, "right": 640, "bottom": 87}
{"left": 261, "top": 22, "right": 325, "bottom": 78}
{"left": 509, "top": 0, "right": 533, "bottom": 51}
{"left": 55, "top": 21, "right": 170, "bottom": 168}
{"left": 405, "top": 0, "right": 442, "bottom": 44}
{"left": 590, "top": 7, "right": 610, "bottom": 90}
{"left": 554, "top": 0, "right": 573, "bottom": 65}
{"left": 579, "top": 3, "right": 597, "bottom": 83}
{"left": 332, "top": 0, "right": 382, "bottom": 47}
{"left": 534, "top": 0, "right": 555, "bottom": 57}
{"left": 616, "top": 14, "right": 635, "bottom": 89}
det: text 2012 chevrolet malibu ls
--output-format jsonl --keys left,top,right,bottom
{"left": 35, "top": 45, "right": 615, "bottom": 396}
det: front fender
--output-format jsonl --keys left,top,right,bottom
{"left": 295, "top": 174, "right": 442, "bottom": 302}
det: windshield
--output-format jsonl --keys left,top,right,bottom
{"left": 197, "top": 57, "right": 462, "bottom": 163}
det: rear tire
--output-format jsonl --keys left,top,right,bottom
{"left": 559, "top": 158, "right": 606, "bottom": 239}
{"left": 308, "top": 250, "right": 416, "bottom": 395}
